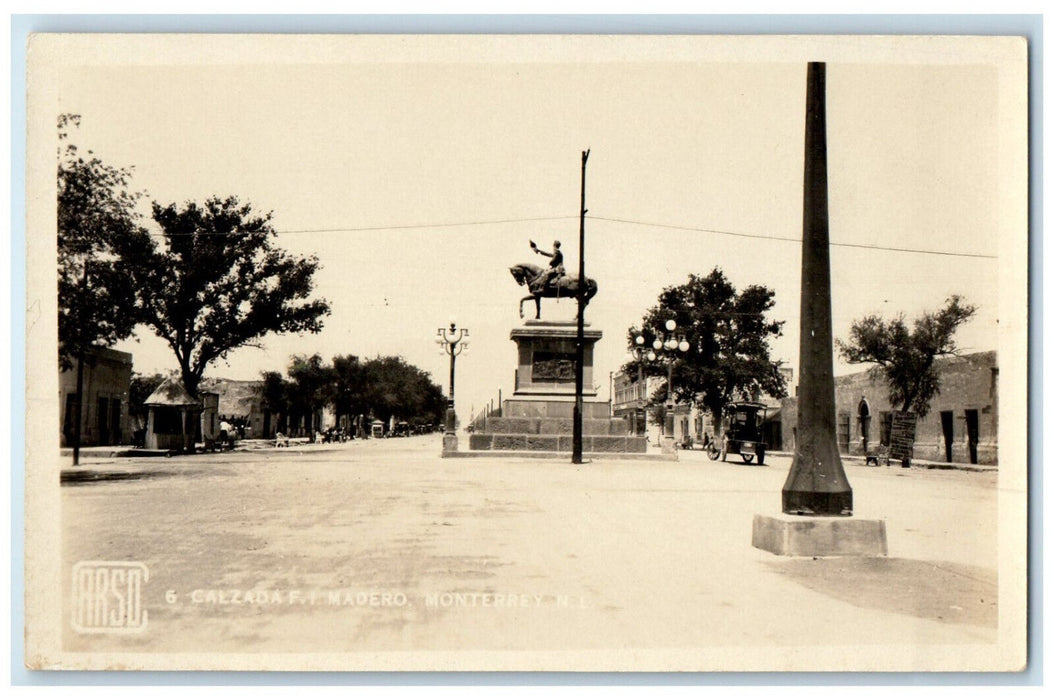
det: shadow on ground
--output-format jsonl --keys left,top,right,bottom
{"left": 766, "top": 557, "right": 998, "bottom": 629}
{"left": 61, "top": 469, "right": 233, "bottom": 485}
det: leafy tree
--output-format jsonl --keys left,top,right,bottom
{"left": 57, "top": 114, "right": 148, "bottom": 370}
{"left": 287, "top": 354, "right": 336, "bottom": 435}
{"left": 58, "top": 114, "right": 151, "bottom": 462}
{"left": 836, "top": 295, "right": 977, "bottom": 418}
{"left": 361, "top": 356, "right": 446, "bottom": 426}
{"left": 129, "top": 372, "right": 167, "bottom": 419}
{"left": 332, "top": 354, "right": 369, "bottom": 426}
{"left": 260, "top": 370, "right": 291, "bottom": 434}
{"left": 115, "top": 195, "right": 331, "bottom": 397}
{"left": 623, "top": 268, "right": 787, "bottom": 429}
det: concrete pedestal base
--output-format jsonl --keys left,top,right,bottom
{"left": 661, "top": 436, "right": 676, "bottom": 455}
{"left": 752, "top": 513, "right": 888, "bottom": 557}
{"left": 441, "top": 433, "right": 459, "bottom": 456}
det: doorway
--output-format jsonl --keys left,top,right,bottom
{"left": 97, "top": 397, "right": 110, "bottom": 445}
{"left": 110, "top": 398, "right": 122, "bottom": 445}
{"left": 940, "top": 411, "right": 954, "bottom": 463}
{"left": 837, "top": 412, "right": 850, "bottom": 452}
{"left": 965, "top": 409, "right": 979, "bottom": 464}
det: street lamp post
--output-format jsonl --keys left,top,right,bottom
{"left": 626, "top": 334, "right": 648, "bottom": 436}
{"left": 436, "top": 318, "right": 468, "bottom": 455}
{"left": 651, "top": 319, "right": 690, "bottom": 454}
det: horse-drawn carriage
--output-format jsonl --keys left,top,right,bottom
{"left": 706, "top": 401, "right": 768, "bottom": 465}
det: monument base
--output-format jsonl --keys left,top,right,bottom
{"left": 444, "top": 449, "right": 674, "bottom": 461}
{"left": 465, "top": 321, "right": 651, "bottom": 456}
{"left": 441, "top": 433, "right": 459, "bottom": 456}
{"left": 751, "top": 513, "right": 888, "bottom": 557}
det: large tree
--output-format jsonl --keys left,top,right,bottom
{"left": 624, "top": 268, "right": 787, "bottom": 428}
{"left": 361, "top": 356, "right": 446, "bottom": 426}
{"left": 259, "top": 370, "right": 290, "bottom": 433}
{"left": 129, "top": 372, "right": 167, "bottom": 418}
{"left": 116, "top": 196, "right": 331, "bottom": 397}
{"left": 286, "top": 354, "right": 336, "bottom": 435}
{"left": 57, "top": 114, "right": 148, "bottom": 370}
{"left": 836, "top": 295, "right": 976, "bottom": 418}
{"left": 332, "top": 354, "right": 368, "bottom": 426}
{"left": 272, "top": 353, "right": 446, "bottom": 435}
{"left": 58, "top": 114, "right": 151, "bottom": 462}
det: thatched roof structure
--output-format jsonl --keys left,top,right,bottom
{"left": 143, "top": 378, "right": 200, "bottom": 407}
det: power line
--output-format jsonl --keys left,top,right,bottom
{"left": 141, "top": 215, "right": 578, "bottom": 237}
{"left": 586, "top": 216, "right": 998, "bottom": 260}
{"left": 132, "top": 211, "right": 997, "bottom": 260}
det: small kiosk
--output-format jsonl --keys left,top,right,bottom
{"left": 143, "top": 378, "right": 201, "bottom": 452}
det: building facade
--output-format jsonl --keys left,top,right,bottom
{"left": 199, "top": 378, "right": 268, "bottom": 438}
{"left": 779, "top": 350, "right": 997, "bottom": 465}
{"left": 612, "top": 364, "right": 792, "bottom": 450}
{"left": 59, "top": 347, "right": 132, "bottom": 447}
{"left": 611, "top": 372, "right": 714, "bottom": 448}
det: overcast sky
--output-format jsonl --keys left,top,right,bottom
{"left": 38, "top": 36, "right": 1018, "bottom": 419}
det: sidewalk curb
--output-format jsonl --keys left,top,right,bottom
{"left": 765, "top": 451, "right": 997, "bottom": 473}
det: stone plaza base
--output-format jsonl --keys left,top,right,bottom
{"left": 443, "top": 449, "right": 674, "bottom": 461}
{"left": 441, "top": 433, "right": 459, "bottom": 457}
{"left": 462, "top": 321, "right": 652, "bottom": 458}
{"left": 751, "top": 512, "right": 888, "bottom": 557}
{"left": 468, "top": 398, "right": 650, "bottom": 456}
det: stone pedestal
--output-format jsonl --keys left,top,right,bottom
{"left": 466, "top": 321, "right": 652, "bottom": 457}
{"left": 510, "top": 321, "right": 602, "bottom": 397}
{"left": 442, "top": 433, "right": 459, "bottom": 456}
{"left": 751, "top": 513, "right": 888, "bottom": 557}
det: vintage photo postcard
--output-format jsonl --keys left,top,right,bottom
{"left": 23, "top": 33, "right": 1028, "bottom": 671}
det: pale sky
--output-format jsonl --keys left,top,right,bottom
{"left": 38, "top": 36, "right": 1015, "bottom": 420}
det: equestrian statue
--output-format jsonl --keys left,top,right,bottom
{"left": 509, "top": 239, "right": 598, "bottom": 320}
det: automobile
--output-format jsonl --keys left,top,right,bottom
{"left": 706, "top": 401, "right": 768, "bottom": 464}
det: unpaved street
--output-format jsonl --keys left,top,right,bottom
{"left": 60, "top": 435, "right": 1001, "bottom": 667}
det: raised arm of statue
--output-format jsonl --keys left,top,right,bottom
{"left": 531, "top": 240, "right": 553, "bottom": 258}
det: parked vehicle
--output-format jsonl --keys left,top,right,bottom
{"left": 706, "top": 402, "right": 768, "bottom": 464}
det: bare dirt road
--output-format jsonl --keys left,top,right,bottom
{"left": 57, "top": 435, "right": 1003, "bottom": 669}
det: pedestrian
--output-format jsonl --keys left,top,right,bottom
{"left": 858, "top": 395, "right": 871, "bottom": 456}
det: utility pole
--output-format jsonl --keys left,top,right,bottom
{"left": 572, "top": 148, "right": 590, "bottom": 464}
{"left": 71, "top": 262, "right": 89, "bottom": 466}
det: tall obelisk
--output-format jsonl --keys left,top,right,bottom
{"left": 781, "top": 62, "right": 853, "bottom": 516}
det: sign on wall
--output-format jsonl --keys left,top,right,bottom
{"left": 889, "top": 411, "right": 918, "bottom": 461}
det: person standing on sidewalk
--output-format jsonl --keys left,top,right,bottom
{"left": 858, "top": 395, "right": 871, "bottom": 455}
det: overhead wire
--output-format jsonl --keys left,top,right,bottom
{"left": 135, "top": 212, "right": 998, "bottom": 260}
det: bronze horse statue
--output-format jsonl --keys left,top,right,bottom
{"left": 509, "top": 263, "right": 598, "bottom": 320}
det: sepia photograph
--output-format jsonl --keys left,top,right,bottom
{"left": 22, "top": 32, "right": 1029, "bottom": 672}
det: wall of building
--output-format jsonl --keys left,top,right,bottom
{"left": 612, "top": 371, "right": 779, "bottom": 449}
{"left": 58, "top": 347, "right": 133, "bottom": 447}
{"left": 200, "top": 378, "right": 268, "bottom": 438}
{"left": 780, "top": 351, "right": 997, "bottom": 465}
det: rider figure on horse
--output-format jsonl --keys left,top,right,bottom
{"left": 529, "top": 239, "right": 565, "bottom": 293}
